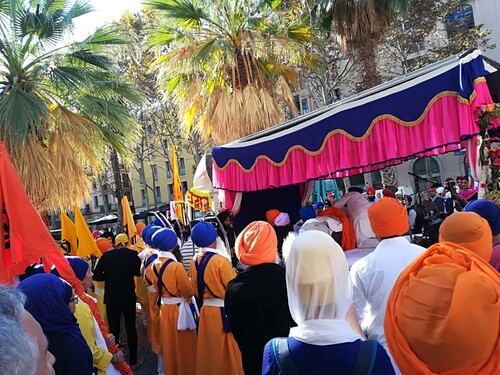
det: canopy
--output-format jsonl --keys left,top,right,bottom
{"left": 212, "top": 50, "right": 496, "bottom": 193}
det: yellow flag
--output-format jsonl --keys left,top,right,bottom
{"left": 171, "top": 145, "right": 184, "bottom": 222}
{"left": 74, "top": 206, "right": 100, "bottom": 258}
{"left": 121, "top": 196, "right": 137, "bottom": 247}
{"left": 60, "top": 212, "right": 77, "bottom": 256}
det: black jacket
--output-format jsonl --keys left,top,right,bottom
{"left": 93, "top": 247, "right": 141, "bottom": 304}
{"left": 225, "top": 263, "right": 295, "bottom": 375}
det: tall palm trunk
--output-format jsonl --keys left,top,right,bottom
{"left": 353, "top": 35, "right": 398, "bottom": 192}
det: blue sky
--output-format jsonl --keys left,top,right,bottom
{"left": 72, "top": 0, "right": 142, "bottom": 40}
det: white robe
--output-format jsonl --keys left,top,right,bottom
{"left": 334, "top": 192, "right": 378, "bottom": 248}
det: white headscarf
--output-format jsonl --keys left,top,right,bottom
{"left": 287, "top": 231, "right": 363, "bottom": 346}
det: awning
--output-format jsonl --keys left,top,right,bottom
{"left": 212, "top": 50, "right": 496, "bottom": 192}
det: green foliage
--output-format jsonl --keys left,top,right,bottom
{"left": 144, "top": 0, "right": 315, "bottom": 143}
{"left": 0, "top": 0, "right": 142, "bottom": 210}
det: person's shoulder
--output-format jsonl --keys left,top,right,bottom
{"left": 351, "top": 252, "right": 376, "bottom": 274}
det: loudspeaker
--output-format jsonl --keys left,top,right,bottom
{"left": 486, "top": 71, "right": 500, "bottom": 103}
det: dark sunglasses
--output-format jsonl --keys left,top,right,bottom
{"left": 69, "top": 296, "right": 79, "bottom": 304}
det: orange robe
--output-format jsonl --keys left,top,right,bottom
{"left": 190, "top": 251, "right": 244, "bottom": 375}
{"left": 154, "top": 254, "right": 197, "bottom": 375}
{"left": 142, "top": 252, "right": 161, "bottom": 354}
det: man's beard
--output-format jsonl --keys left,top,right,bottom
{"left": 368, "top": 196, "right": 375, "bottom": 202}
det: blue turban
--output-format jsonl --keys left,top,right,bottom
{"left": 141, "top": 225, "right": 152, "bottom": 241}
{"left": 191, "top": 221, "right": 217, "bottom": 248}
{"left": 464, "top": 199, "right": 500, "bottom": 236}
{"left": 19, "top": 274, "right": 81, "bottom": 339}
{"left": 153, "top": 217, "right": 169, "bottom": 227}
{"left": 314, "top": 202, "right": 325, "bottom": 210}
{"left": 300, "top": 206, "right": 316, "bottom": 221}
{"left": 144, "top": 225, "right": 162, "bottom": 245}
{"left": 151, "top": 228, "right": 178, "bottom": 251}
{"left": 66, "top": 256, "right": 89, "bottom": 282}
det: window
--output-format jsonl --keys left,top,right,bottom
{"left": 122, "top": 174, "right": 131, "bottom": 189}
{"left": 92, "top": 181, "right": 97, "bottom": 190}
{"left": 155, "top": 186, "right": 162, "bottom": 201}
{"left": 412, "top": 157, "right": 442, "bottom": 186}
{"left": 370, "top": 171, "right": 384, "bottom": 190}
{"left": 168, "top": 184, "right": 174, "bottom": 200}
{"left": 349, "top": 174, "right": 365, "bottom": 190}
{"left": 94, "top": 196, "right": 99, "bottom": 208}
{"left": 182, "top": 181, "right": 188, "bottom": 193}
{"left": 165, "top": 161, "right": 172, "bottom": 178}
{"left": 179, "top": 158, "right": 186, "bottom": 176}
{"left": 152, "top": 165, "right": 158, "bottom": 181}
{"left": 163, "top": 139, "right": 169, "bottom": 156}
{"left": 301, "top": 98, "right": 309, "bottom": 114}
{"left": 445, "top": 5, "right": 474, "bottom": 36}
{"left": 138, "top": 168, "right": 144, "bottom": 184}
{"left": 140, "top": 189, "right": 146, "bottom": 205}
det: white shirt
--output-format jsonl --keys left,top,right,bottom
{"left": 350, "top": 237, "right": 425, "bottom": 370}
{"left": 334, "top": 192, "right": 377, "bottom": 247}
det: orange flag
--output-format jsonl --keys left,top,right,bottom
{"left": 171, "top": 145, "right": 184, "bottom": 222}
{"left": 0, "top": 142, "right": 81, "bottom": 291}
{"left": 60, "top": 211, "right": 77, "bottom": 255}
{"left": 121, "top": 195, "right": 137, "bottom": 246}
{"left": 74, "top": 206, "right": 100, "bottom": 258}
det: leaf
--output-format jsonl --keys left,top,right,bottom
{"left": 0, "top": 88, "right": 48, "bottom": 141}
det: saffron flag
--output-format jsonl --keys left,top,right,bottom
{"left": 0, "top": 142, "right": 81, "bottom": 291}
{"left": 60, "top": 211, "right": 77, "bottom": 256}
{"left": 74, "top": 206, "right": 100, "bottom": 258}
{"left": 171, "top": 145, "right": 184, "bottom": 222}
{"left": 121, "top": 195, "right": 137, "bottom": 246}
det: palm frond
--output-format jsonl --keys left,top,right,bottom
{"left": 67, "top": 0, "right": 94, "bottom": 19}
{"left": 80, "top": 25, "right": 129, "bottom": 46}
{"left": 0, "top": 88, "right": 48, "bottom": 141}
{"left": 144, "top": 0, "right": 209, "bottom": 28}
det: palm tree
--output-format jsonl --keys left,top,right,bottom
{"left": 0, "top": 0, "right": 142, "bottom": 211}
{"left": 318, "top": 0, "right": 408, "bottom": 190}
{"left": 318, "top": 0, "right": 408, "bottom": 87}
{"left": 145, "top": 0, "right": 316, "bottom": 144}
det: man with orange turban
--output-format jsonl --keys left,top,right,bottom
{"left": 350, "top": 197, "right": 425, "bottom": 374}
{"left": 385, "top": 241, "right": 499, "bottom": 374}
{"left": 439, "top": 212, "right": 493, "bottom": 261}
{"left": 225, "top": 221, "right": 295, "bottom": 375}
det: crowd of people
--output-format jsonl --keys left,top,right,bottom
{"left": 0, "top": 188, "right": 499, "bottom": 374}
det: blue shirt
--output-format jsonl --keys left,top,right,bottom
{"left": 262, "top": 338, "right": 395, "bottom": 375}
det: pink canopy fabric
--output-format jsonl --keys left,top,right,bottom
{"left": 212, "top": 51, "right": 497, "bottom": 193}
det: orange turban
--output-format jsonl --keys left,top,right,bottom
{"left": 266, "top": 209, "right": 281, "bottom": 227}
{"left": 439, "top": 212, "right": 493, "bottom": 261}
{"left": 385, "top": 242, "right": 500, "bottom": 375}
{"left": 368, "top": 197, "right": 408, "bottom": 238}
{"left": 236, "top": 221, "right": 277, "bottom": 266}
{"left": 136, "top": 222, "right": 146, "bottom": 236}
{"left": 96, "top": 237, "right": 112, "bottom": 254}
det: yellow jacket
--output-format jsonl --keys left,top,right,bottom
{"left": 74, "top": 299, "right": 113, "bottom": 375}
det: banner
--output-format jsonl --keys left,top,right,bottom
{"left": 74, "top": 206, "right": 100, "bottom": 258}
{"left": 171, "top": 145, "right": 184, "bottom": 222}
{"left": 60, "top": 212, "right": 77, "bottom": 256}
{"left": 186, "top": 187, "right": 212, "bottom": 212}
{"left": 0, "top": 142, "right": 80, "bottom": 289}
{"left": 121, "top": 195, "right": 137, "bottom": 246}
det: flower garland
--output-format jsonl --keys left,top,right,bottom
{"left": 475, "top": 103, "right": 500, "bottom": 199}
